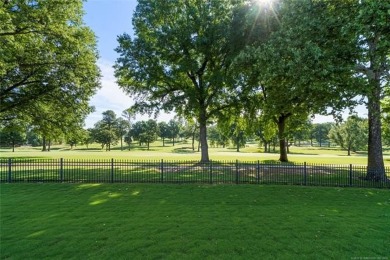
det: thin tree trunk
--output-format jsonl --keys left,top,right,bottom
{"left": 191, "top": 133, "right": 195, "bottom": 151}
{"left": 287, "top": 138, "right": 290, "bottom": 154}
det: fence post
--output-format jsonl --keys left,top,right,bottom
{"left": 304, "top": 162, "right": 307, "bottom": 186}
{"left": 59, "top": 158, "right": 64, "bottom": 182}
{"left": 8, "top": 158, "right": 12, "bottom": 183}
{"left": 236, "top": 160, "right": 239, "bottom": 184}
{"left": 209, "top": 160, "right": 213, "bottom": 184}
{"left": 349, "top": 164, "right": 353, "bottom": 187}
{"left": 111, "top": 158, "right": 114, "bottom": 183}
{"left": 257, "top": 160, "right": 260, "bottom": 184}
{"left": 161, "top": 159, "right": 164, "bottom": 183}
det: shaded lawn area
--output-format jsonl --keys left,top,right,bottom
{"left": 1, "top": 184, "right": 389, "bottom": 259}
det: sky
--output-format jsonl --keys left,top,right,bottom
{"left": 82, "top": 0, "right": 367, "bottom": 128}
{"left": 83, "top": 0, "right": 174, "bottom": 128}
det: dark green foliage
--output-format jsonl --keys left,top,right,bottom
{"left": 0, "top": 0, "right": 100, "bottom": 146}
{"left": 115, "top": 0, "right": 245, "bottom": 162}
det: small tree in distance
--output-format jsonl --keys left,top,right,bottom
{"left": 328, "top": 116, "right": 368, "bottom": 156}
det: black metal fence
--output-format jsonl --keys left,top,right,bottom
{"left": 1, "top": 158, "right": 389, "bottom": 188}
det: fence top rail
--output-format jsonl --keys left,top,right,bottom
{"left": 1, "top": 158, "right": 389, "bottom": 169}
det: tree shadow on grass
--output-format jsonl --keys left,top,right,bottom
{"left": 172, "top": 147, "right": 197, "bottom": 154}
{"left": 0, "top": 156, "right": 51, "bottom": 160}
{"left": 288, "top": 152, "right": 318, "bottom": 155}
{"left": 67, "top": 147, "right": 102, "bottom": 151}
{"left": 261, "top": 160, "right": 299, "bottom": 165}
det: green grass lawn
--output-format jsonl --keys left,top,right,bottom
{"left": 1, "top": 184, "right": 389, "bottom": 259}
{"left": 1, "top": 141, "right": 390, "bottom": 165}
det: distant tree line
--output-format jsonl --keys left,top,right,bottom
{"left": 1, "top": 110, "right": 379, "bottom": 158}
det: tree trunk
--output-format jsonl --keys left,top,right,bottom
{"left": 162, "top": 137, "right": 165, "bottom": 147}
{"left": 48, "top": 139, "right": 51, "bottom": 151}
{"left": 191, "top": 133, "right": 195, "bottom": 151}
{"left": 12, "top": 140, "right": 15, "bottom": 152}
{"left": 276, "top": 115, "right": 288, "bottom": 162}
{"left": 236, "top": 136, "right": 240, "bottom": 152}
{"left": 172, "top": 137, "right": 175, "bottom": 146}
{"left": 42, "top": 136, "right": 47, "bottom": 151}
{"left": 199, "top": 124, "right": 209, "bottom": 162}
{"left": 121, "top": 137, "right": 123, "bottom": 151}
{"left": 287, "top": 138, "right": 290, "bottom": 154}
{"left": 366, "top": 80, "right": 385, "bottom": 180}
{"left": 199, "top": 109, "right": 209, "bottom": 162}
{"left": 147, "top": 141, "right": 150, "bottom": 150}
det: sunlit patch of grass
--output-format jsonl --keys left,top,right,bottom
{"left": 1, "top": 184, "right": 389, "bottom": 259}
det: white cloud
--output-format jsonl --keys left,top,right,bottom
{"left": 312, "top": 104, "right": 368, "bottom": 123}
{"left": 84, "top": 59, "right": 174, "bottom": 128}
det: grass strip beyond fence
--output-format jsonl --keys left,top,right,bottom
{"left": 1, "top": 158, "right": 389, "bottom": 188}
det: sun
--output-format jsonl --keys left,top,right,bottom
{"left": 254, "top": 0, "right": 275, "bottom": 7}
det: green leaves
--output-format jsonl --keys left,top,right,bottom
{"left": 0, "top": 0, "right": 100, "bottom": 132}
{"left": 115, "top": 0, "right": 244, "bottom": 161}
{"left": 329, "top": 116, "right": 368, "bottom": 155}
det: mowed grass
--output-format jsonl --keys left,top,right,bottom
{"left": 1, "top": 184, "right": 389, "bottom": 259}
{"left": 1, "top": 141, "right": 390, "bottom": 165}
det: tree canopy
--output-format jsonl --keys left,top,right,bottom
{"left": 115, "top": 0, "right": 245, "bottom": 162}
{"left": 0, "top": 0, "right": 100, "bottom": 132}
{"left": 110, "top": 0, "right": 389, "bottom": 181}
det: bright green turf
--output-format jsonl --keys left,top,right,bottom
{"left": 1, "top": 184, "right": 389, "bottom": 259}
{"left": 1, "top": 141, "right": 389, "bottom": 165}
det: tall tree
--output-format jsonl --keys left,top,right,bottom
{"left": 236, "top": 0, "right": 359, "bottom": 162}
{"left": 351, "top": 1, "right": 390, "bottom": 180}
{"left": 115, "top": 0, "right": 244, "bottom": 162}
{"left": 92, "top": 110, "right": 119, "bottom": 151}
{"left": 0, "top": 0, "right": 100, "bottom": 123}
